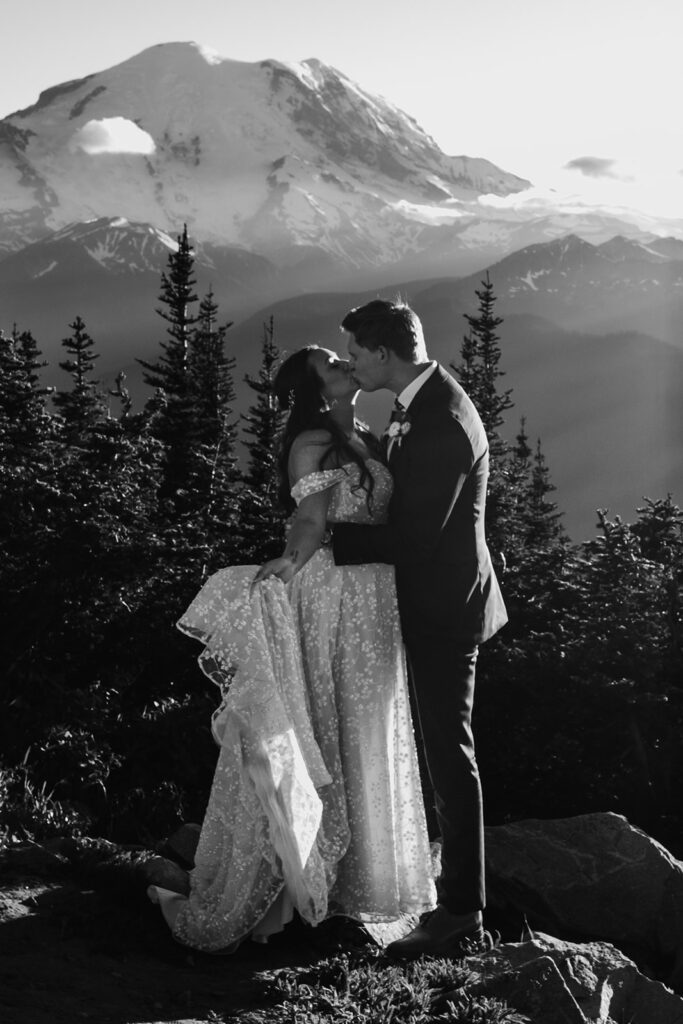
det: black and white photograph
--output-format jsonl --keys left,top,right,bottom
{"left": 1, "top": 1, "right": 682, "bottom": 1021}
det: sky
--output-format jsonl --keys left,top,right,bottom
{"left": 3, "top": 0, "right": 683, "bottom": 225}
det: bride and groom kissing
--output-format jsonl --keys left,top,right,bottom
{"left": 149, "top": 298, "right": 508, "bottom": 960}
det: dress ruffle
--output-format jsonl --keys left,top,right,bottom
{"left": 154, "top": 463, "right": 436, "bottom": 952}
{"left": 171, "top": 569, "right": 333, "bottom": 950}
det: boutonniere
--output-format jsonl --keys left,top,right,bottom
{"left": 386, "top": 420, "right": 411, "bottom": 439}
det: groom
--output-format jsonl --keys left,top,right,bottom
{"left": 332, "top": 299, "right": 507, "bottom": 959}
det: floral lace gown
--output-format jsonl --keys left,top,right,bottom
{"left": 151, "top": 459, "right": 436, "bottom": 951}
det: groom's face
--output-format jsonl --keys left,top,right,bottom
{"left": 346, "top": 335, "right": 388, "bottom": 392}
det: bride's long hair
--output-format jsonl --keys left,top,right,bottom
{"left": 273, "top": 346, "right": 378, "bottom": 514}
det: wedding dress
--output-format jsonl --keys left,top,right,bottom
{"left": 150, "top": 459, "right": 436, "bottom": 951}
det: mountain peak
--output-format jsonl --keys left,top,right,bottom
{"left": 0, "top": 41, "right": 533, "bottom": 263}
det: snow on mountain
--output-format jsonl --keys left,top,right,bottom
{"left": 413, "top": 233, "right": 683, "bottom": 345}
{"left": 487, "top": 233, "right": 683, "bottom": 304}
{"left": 0, "top": 218, "right": 178, "bottom": 287}
{"left": 0, "top": 41, "right": 530, "bottom": 272}
{"left": 3, "top": 40, "right": 682, "bottom": 288}
{"left": 50, "top": 218, "right": 178, "bottom": 273}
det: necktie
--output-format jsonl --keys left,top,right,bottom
{"left": 389, "top": 399, "right": 407, "bottom": 424}
{"left": 383, "top": 399, "right": 408, "bottom": 458}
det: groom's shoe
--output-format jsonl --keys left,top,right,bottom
{"left": 385, "top": 907, "right": 491, "bottom": 960}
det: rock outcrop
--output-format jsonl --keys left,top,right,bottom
{"left": 439, "top": 933, "right": 683, "bottom": 1024}
{"left": 484, "top": 812, "right": 683, "bottom": 985}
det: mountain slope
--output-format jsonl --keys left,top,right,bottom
{"left": 0, "top": 41, "right": 529, "bottom": 272}
{"left": 416, "top": 234, "right": 683, "bottom": 345}
{"left": 4, "top": 40, "right": 682, "bottom": 295}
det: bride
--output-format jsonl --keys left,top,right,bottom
{"left": 149, "top": 345, "right": 436, "bottom": 951}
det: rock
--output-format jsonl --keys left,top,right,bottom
{"left": 461, "top": 953, "right": 585, "bottom": 1024}
{"left": 439, "top": 933, "right": 683, "bottom": 1024}
{"left": 484, "top": 812, "right": 683, "bottom": 968}
{"left": 43, "top": 836, "right": 122, "bottom": 864}
{"left": 158, "top": 822, "right": 201, "bottom": 869}
{"left": 0, "top": 842, "right": 69, "bottom": 874}
{"left": 138, "top": 855, "right": 190, "bottom": 896}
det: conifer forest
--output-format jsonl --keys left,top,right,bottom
{"left": 1, "top": 228, "right": 681, "bottom": 856}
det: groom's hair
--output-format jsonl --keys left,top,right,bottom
{"left": 341, "top": 299, "right": 426, "bottom": 362}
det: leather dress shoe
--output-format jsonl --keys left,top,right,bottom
{"left": 385, "top": 906, "right": 493, "bottom": 960}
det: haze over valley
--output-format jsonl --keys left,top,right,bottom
{"left": 1, "top": 41, "right": 681, "bottom": 540}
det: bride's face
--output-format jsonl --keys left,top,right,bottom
{"left": 310, "top": 348, "right": 357, "bottom": 403}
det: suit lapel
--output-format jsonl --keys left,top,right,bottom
{"left": 387, "top": 368, "right": 439, "bottom": 467}
{"left": 406, "top": 364, "right": 451, "bottom": 420}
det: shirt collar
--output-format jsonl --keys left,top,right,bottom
{"left": 397, "top": 361, "right": 437, "bottom": 412}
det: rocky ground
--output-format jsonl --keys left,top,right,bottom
{"left": 4, "top": 822, "right": 683, "bottom": 1024}
{"left": 0, "top": 853, "right": 341, "bottom": 1024}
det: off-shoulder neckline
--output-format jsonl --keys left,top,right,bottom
{"left": 290, "top": 457, "right": 387, "bottom": 483}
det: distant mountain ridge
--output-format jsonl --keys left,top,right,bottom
{"left": 418, "top": 234, "right": 683, "bottom": 345}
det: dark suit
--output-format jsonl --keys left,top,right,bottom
{"left": 333, "top": 364, "right": 507, "bottom": 913}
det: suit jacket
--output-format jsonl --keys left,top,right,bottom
{"left": 333, "top": 364, "right": 508, "bottom": 646}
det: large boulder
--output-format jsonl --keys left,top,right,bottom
{"left": 438, "top": 933, "right": 683, "bottom": 1024}
{"left": 484, "top": 812, "right": 683, "bottom": 975}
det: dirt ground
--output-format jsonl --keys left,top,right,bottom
{"left": 0, "top": 867, "right": 336, "bottom": 1024}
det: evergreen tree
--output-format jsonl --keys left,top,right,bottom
{"left": 451, "top": 274, "right": 515, "bottom": 558}
{"left": 138, "top": 224, "right": 199, "bottom": 399}
{"left": 631, "top": 494, "right": 683, "bottom": 564}
{"left": 631, "top": 495, "right": 683, "bottom": 668}
{"left": 189, "top": 288, "right": 237, "bottom": 451}
{"left": 0, "top": 326, "right": 51, "bottom": 453}
{"left": 240, "top": 317, "right": 286, "bottom": 561}
{"left": 138, "top": 225, "right": 200, "bottom": 498}
{"left": 109, "top": 371, "right": 133, "bottom": 424}
{"left": 0, "top": 327, "right": 54, "bottom": 633}
{"left": 455, "top": 326, "right": 478, "bottom": 398}
{"left": 497, "top": 417, "right": 533, "bottom": 562}
{"left": 454, "top": 272, "right": 513, "bottom": 439}
{"left": 513, "top": 416, "right": 532, "bottom": 463}
{"left": 189, "top": 288, "right": 242, "bottom": 572}
{"left": 525, "top": 437, "right": 566, "bottom": 547}
{"left": 242, "top": 317, "right": 283, "bottom": 491}
{"left": 52, "top": 316, "right": 104, "bottom": 436}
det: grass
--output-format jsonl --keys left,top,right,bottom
{"left": 0, "top": 762, "right": 92, "bottom": 849}
{"left": 0, "top": 822, "right": 533, "bottom": 1023}
{"left": 237, "top": 948, "right": 531, "bottom": 1024}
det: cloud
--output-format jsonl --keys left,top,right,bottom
{"left": 564, "top": 156, "right": 620, "bottom": 179}
{"left": 70, "top": 117, "right": 155, "bottom": 155}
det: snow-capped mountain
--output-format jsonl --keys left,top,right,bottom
{"left": 4, "top": 40, "right": 682, "bottom": 292}
{"left": 0, "top": 218, "right": 179, "bottom": 284}
{"left": 0, "top": 41, "right": 530, "bottom": 271}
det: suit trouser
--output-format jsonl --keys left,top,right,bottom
{"left": 405, "top": 637, "right": 484, "bottom": 915}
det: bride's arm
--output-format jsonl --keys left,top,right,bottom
{"left": 254, "top": 488, "right": 331, "bottom": 583}
{"left": 254, "top": 433, "right": 333, "bottom": 584}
